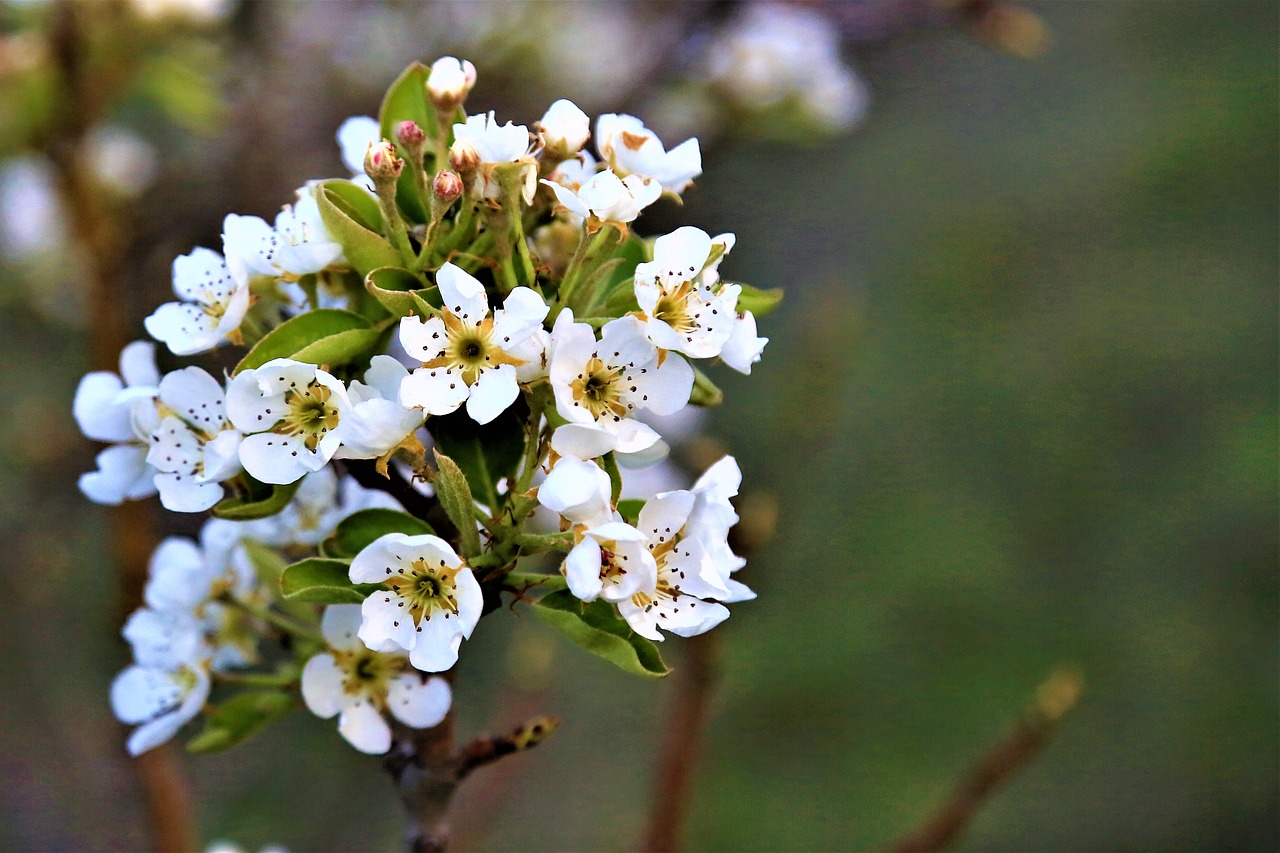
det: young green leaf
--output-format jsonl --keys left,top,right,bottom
{"left": 532, "top": 590, "right": 670, "bottom": 678}
{"left": 280, "top": 557, "right": 380, "bottom": 604}
{"left": 733, "top": 283, "right": 784, "bottom": 318}
{"left": 186, "top": 690, "right": 297, "bottom": 754}
{"left": 365, "top": 266, "right": 442, "bottom": 318}
{"left": 321, "top": 179, "right": 385, "bottom": 232}
{"left": 289, "top": 327, "right": 383, "bottom": 368}
{"left": 233, "top": 309, "right": 372, "bottom": 374}
{"left": 322, "top": 508, "right": 434, "bottom": 559}
{"left": 211, "top": 476, "right": 301, "bottom": 520}
{"left": 616, "top": 498, "right": 646, "bottom": 526}
{"left": 316, "top": 185, "right": 404, "bottom": 275}
{"left": 432, "top": 449, "right": 482, "bottom": 556}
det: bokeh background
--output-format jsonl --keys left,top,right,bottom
{"left": 0, "top": 1, "right": 1275, "bottom": 851}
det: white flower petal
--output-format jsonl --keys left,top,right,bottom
{"left": 337, "top": 700, "right": 392, "bottom": 754}
{"left": 301, "top": 653, "right": 346, "bottom": 719}
{"left": 79, "top": 444, "right": 156, "bottom": 505}
{"left": 435, "top": 263, "right": 489, "bottom": 324}
{"left": 237, "top": 432, "right": 312, "bottom": 485}
{"left": 399, "top": 366, "right": 469, "bottom": 416}
{"left": 387, "top": 674, "right": 452, "bottom": 728}
{"left": 465, "top": 364, "right": 519, "bottom": 424}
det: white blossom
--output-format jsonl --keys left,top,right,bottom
{"left": 595, "top": 113, "right": 701, "bottom": 195}
{"left": 633, "top": 226, "right": 741, "bottom": 359}
{"left": 336, "top": 115, "right": 380, "bottom": 185}
{"left": 537, "top": 455, "right": 612, "bottom": 526}
{"left": 240, "top": 468, "right": 400, "bottom": 549}
{"left": 110, "top": 659, "right": 210, "bottom": 756}
{"left": 348, "top": 533, "right": 482, "bottom": 673}
{"left": 302, "top": 605, "right": 452, "bottom": 754}
{"left": 538, "top": 98, "right": 590, "bottom": 155}
{"left": 336, "top": 356, "right": 426, "bottom": 460}
{"left": 75, "top": 341, "right": 162, "bottom": 505}
{"left": 563, "top": 517, "right": 658, "bottom": 604}
{"left": 144, "top": 246, "right": 250, "bottom": 356}
{"left": 719, "top": 310, "right": 769, "bottom": 374}
{"left": 226, "top": 359, "right": 353, "bottom": 485}
{"left": 451, "top": 112, "right": 535, "bottom": 201}
{"left": 222, "top": 185, "right": 343, "bottom": 283}
{"left": 615, "top": 490, "right": 734, "bottom": 641}
{"left": 547, "top": 310, "right": 692, "bottom": 458}
{"left": 427, "top": 56, "right": 477, "bottom": 107}
{"left": 399, "top": 263, "right": 548, "bottom": 425}
{"left": 542, "top": 168, "right": 660, "bottom": 226}
{"left": 147, "top": 366, "right": 242, "bottom": 513}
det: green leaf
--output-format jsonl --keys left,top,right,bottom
{"left": 280, "top": 558, "right": 380, "bottom": 604}
{"left": 427, "top": 407, "right": 526, "bottom": 511}
{"left": 689, "top": 367, "right": 724, "bottom": 407}
{"left": 323, "top": 508, "right": 434, "bottom": 559}
{"left": 187, "top": 690, "right": 297, "bottom": 754}
{"left": 365, "top": 266, "right": 442, "bottom": 318}
{"left": 733, "top": 283, "right": 784, "bottom": 318}
{"left": 316, "top": 185, "right": 404, "bottom": 276}
{"left": 234, "top": 309, "right": 372, "bottom": 374}
{"left": 616, "top": 498, "right": 645, "bottom": 525}
{"left": 321, "top": 179, "right": 385, "bottom": 232}
{"left": 595, "top": 234, "right": 650, "bottom": 315}
{"left": 532, "top": 590, "right": 670, "bottom": 678}
{"left": 289, "top": 327, "right": 383, "bottom": 368}
{"left": 432, "top": 449, "right": 481, "bottom": 557}
{"left": 212, "top": 476, "right": 301, "bottom": 520}
{"left": 378, "top": 62, "right": 436, "bottom": 223}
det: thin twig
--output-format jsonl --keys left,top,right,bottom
{"left": 886, "top": 665, "right": 1084, "bottom": 853}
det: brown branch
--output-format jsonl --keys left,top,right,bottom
{"left": 643, "top": 630, "right": 721, "bottom": 853}
{"left": 45, "top": 4, "right": 198, "bottom": 851}
{"left": 384, "top": 698, "right": 558, "bottom": 853}
{"left": 886, "top": 665, "right": 1084, "bottom": 853}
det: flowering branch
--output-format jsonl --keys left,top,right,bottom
{"left": 887, "top": 666, "right": 1084, "bottom": 853}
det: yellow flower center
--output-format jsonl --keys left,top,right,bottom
{"left": 277, "top": 382, "right": 340, "bottom": 451}
{"left": 569, "top": 357, "right": 627, "bottom": 420}
{"left": 419, "top": 311, "right": 524, "bottom": 386}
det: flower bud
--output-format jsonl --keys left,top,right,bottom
{"left": 538, "top": 99, "right": 590, "bottom": 160}
{"left": 448, "top": 138, "right": 481, "bottom": 174}
{"left": 364, "top": 140, "right": 403, "bottom": 184}
{"left": 432, "top": 170, "right": 463, "bottom": 204}
{"left": 396, "top": 120, "right": 427, "bottom": 149}
{"left": 427, "top": 56, "right": 477, "bottom": 110}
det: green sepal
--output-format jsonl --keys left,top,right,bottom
{"left": 233, "top": 309, "right": 373, "bottom": 374}
{"left": 432, "top": 449, "right": 482, "bottom": 557}
{"left": 365, "top": 266, "right": 442, "bottom": 318}
{"left": 280, "top": 557, "right": 381, "bottom": 604}
{"left": 378, "top": 62, "right": 435, "bottom": 223}
{"left": 186, "top": 690, "right": 297, "bottom": 754}
{"left": 733, "top": 282, "right": 784, "bottom": 318}
{"left": 428, "top": 407, "right": 526, "bottom": 512}
{"left": 322, "top": 508, "right": 435, "bottom": 559}
{"left": 532, "top": 589, "right": 670, "bottom": 678}
{"left": 211, "top": 476, "right": 301, "bottom": 521}
{"left": 316, "top": 184, "right": 403, "bottom": 276}
{"left": 689, "top": 367, "right": 724, "bottom": 407}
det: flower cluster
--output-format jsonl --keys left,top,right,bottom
{"left": 78, "top": 57, "right": 777, "bottom": 760}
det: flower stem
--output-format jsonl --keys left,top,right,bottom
{"left": 224, "top": 595, "right": 325, "bottom": 646}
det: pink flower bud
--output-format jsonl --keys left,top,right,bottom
{"left": 433, "top": 170, "right": 463, "bottom": 203}
{"left": 364, "top": 140, "right": 403, "bottom": 183}
{"left": 396, "top": 120, "right": 427, "bottom": 148}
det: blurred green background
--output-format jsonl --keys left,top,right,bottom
{"left": 0, "top": 1, "right": 1275, "bottom": 851}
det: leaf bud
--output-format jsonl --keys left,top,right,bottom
{"left": 427, "top": 56, "right": 477, "bottom": 110}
